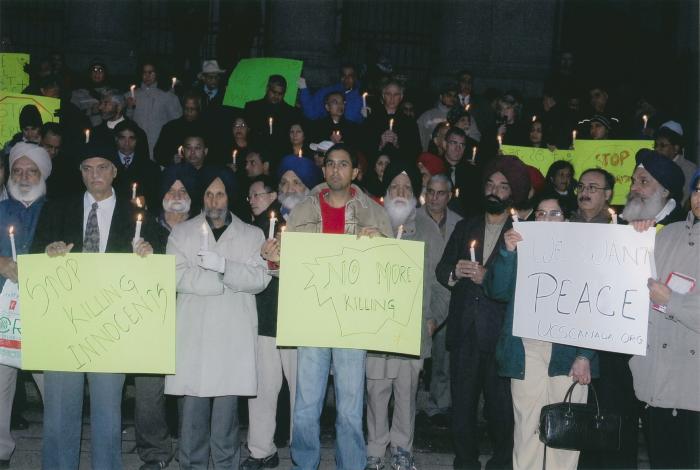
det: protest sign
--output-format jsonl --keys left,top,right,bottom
{"left": 277, "top": 232, "right": 424, "bottom": 355}
{"left": 0, "top": 281, "right": 21, "bottom": 368}
{"left": 513, "top": 222, "right": 655, "bottom": 355}
{"left": 0, "top": 53, "right": 30, "bottom": 93}
{"left": 18, "top": 254, "right": 176, "bottom": 373}
{"left": 223, "top": 58, "right": 303, "bottom": 108}
{"left": 0, "top": 92, "right": 60, "bottom": 148}
{"left": 501, "top": 145, "right": 574, "bottom": 177}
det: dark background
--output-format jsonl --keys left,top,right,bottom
{"left": 2, "top": 0, "right": 698, "bottom": 158}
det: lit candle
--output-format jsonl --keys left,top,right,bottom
{"left": 201, "top": 222, "right": 208, "bottom": 250}
{"left": 389, "top": 118, "right": 394, "bottom": 132}
{"left": 362, "top": 92, "right": 368, "bottom": 109}
{"left": 455, "top": 188, "right": 460, "bottom": 198}
{"left": 469, "top": 240, "right": 476, "bottom": 262}
{"left": 280, "top": 225, "right": 286, "bottom": 235}
{"left": 380, "top": 197, "right": 384, "bottom": 204}
{"left": 8, "top": 226, "right": 16, "bottom": 262}
{"left": 268, "top": 211, "right": 277, "bottom": 240}
{"left": 471, "top": 146, "right": 477, "bottom": 164}
{"left": 268, "top": 117, "right": 273, "bottom": 135}
{"left": 232, "top": 149, "right": 238, "bottom": 165}
{"left": 497, "top": 135, "right": 502, "bottom": 150}
{"left": 608, "top": 208, "right": 618, "bottom": 224}
{"left": 130, "top": 84, "right": 136, "bottom": 98}
{"left": 642, "top": 114, "right": 648, "bottom": 130}
{"left": 333, "top": 130, "right": 341, "bottom": 140}
{"left": 572, "top": 129, "right": 577, "bottom": 146}
{"left": 133, "top": 214, "right": 142, "bottom": 243}
{"left": 465, "top": 104, "right": 471, "bottom": 112}
{"left": 178, "top": 145, "right": 183, "bottom": 158}
{"left": 396, "top": 224, "right": 404, "bottom": 240}
{"left": 131, "top": 183, "right": 137, "bottom": 200}
{"left": 419, "top": 194, "right": 426, "bottom": 206}
{"left": 84, "top": 129, "right": 90, "bottom": 143}
{"left": 171, "top": 77, "right": 177, "bottom": 90}
{"left": 297, "top": 148, "right": 303, "bottom": 158}
{"left": 532, "top": 115, "right": 537, "bottom": 122}
{"left": 510, "top": 208, "right": 519, "bottom": 223}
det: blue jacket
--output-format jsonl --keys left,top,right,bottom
{"left": 0, "top": 196, "right": 46, "bottom": 289}
{"left": 299, "top": 83, "right": 364, "bottom": 123}
{"left": 483, "top": 247, "right": 599, "bottom": 380}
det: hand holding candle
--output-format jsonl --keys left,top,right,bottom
{"left": 268, "top": 211, "right": 277, "bottom": 240}
{"left": 510, "top": 208, "right": 519, "bottom": 223}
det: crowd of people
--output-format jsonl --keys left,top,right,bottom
{"left": 0, "top": 52, "right": 698, "bottom": 470}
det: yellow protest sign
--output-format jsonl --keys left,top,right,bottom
{"left": 277, "top": 233, "right": 424, "bottom": 356}
{"left": 18, "top": 254, "right": 176, "bottom": 373}
{"left": 501, "top": 145, "right": 574, "bottom": 176}
{"left": 0, "top": 92, "right": 60, "bottom": 147}
{"left": 0, "top": 53, "right": 30, "bottom": 93}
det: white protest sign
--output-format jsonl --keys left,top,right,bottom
{"left": 0, "top": 280, "right": 21, "bottom": 368}
{"left": 513, "top": 222, "right": 655, "bottom": 355}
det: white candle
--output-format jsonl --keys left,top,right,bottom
{"left": 133, "top": 214, "right": 142, "bottom": 243}
{"left": 297, "top": 148, "right": 303, "bottom": 158}
{"left": 608, "top": 208, "right": 618, "bottom": 224}
{"left": 131, "top": 183, "right": 137, "bottom": 200}
{"left": 396, "top": 224, "right": 404, "bottom": 240}
{"left": 8, "top": 226, "right": 16, "bottom": 262}
{"left": 201, "top": 222, "right": 208, "bottom": 250}
{"left": 84, "top": 129, "right": 90, "bottom": 143}
{"left": 642, "top": 114, "right": 648, "bottom": 130}
{"left": 532, "top": 115, "right": 537, "bottom": 122}
{"left": 171, "top": 77, "right": 177, "bottom": 90}
{"left": 471, "top": 146, "right": 477, "bottom": 164}
{"left": 497, "top": 135, "right": 502, "bottom": 150}
{"left": 469, "top": 240, "right": 476, "bottom": 262}
{"left": 419, "top": 194, "right": 425, "bottom": 206}
{"left": 510, "top": 208, "right": 519, "bottom": 223}
{"left": 389, "top": 118, "right": 394, "bottom": 132}
{"left": 268, "top": 117, "right": 273, "bottom": 136}
{"left": 232, "top": 149, "right": 238, "bottom": 165}
{"left": 465, "top": 104, "right": 471, "bottom": 112}
{"left": 455, "top": 188, "right": 460, "bottom": 198}
{"left": 178, "top": 145, "right": 183, "bottom": 158}
{"left": 268, "top": 211, "right": 277, "bottom": 240}
{"left": 572, "top": 129, "right": 577, "bottom": 145}
{"left": 130, "top": 84, "right": 136, "bottom": 98}
{"left": 362, "top": 92, "right": 368, "bottom": 109}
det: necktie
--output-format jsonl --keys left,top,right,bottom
{"left": 83, "top": 202, "right": 100, "bottom": 253}
{"left": 450, "top": 166, "right": 456, "bottom": 185}
{"left": 123, "top": 155, "right": 132, "bottom": 167}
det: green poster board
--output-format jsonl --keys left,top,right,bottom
{"left": 223, "top": 58, "right": 303, "bottom": 108}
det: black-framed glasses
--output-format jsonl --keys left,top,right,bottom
{"left": 575, "top": 183, "right": 608, "bottom": 194}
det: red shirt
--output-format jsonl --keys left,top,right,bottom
{"left": 319, "top": 189, "right": 347, "bottom": 234}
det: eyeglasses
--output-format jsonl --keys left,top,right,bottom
{"left": 576, "top": 183, "right": 608, "bottom": 194}
{"left": 535, "top": 210, "right": 563, "bottom": 219}
{"left": 247, "top": 192, "right": 272, "bottom": 202}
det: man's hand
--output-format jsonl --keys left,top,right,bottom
{"left": 631, "top": 219, "right": 655, "bottom": 232}
{"left": 455, "top": 260, "right": 486, "bottom": 284}
{"left": 504, "top": 228, "right": 522, "bottom": 252}
{"left": 198, "top": 250, "right": 226, "bottom": 273}
{"left": 330, "top": 131, "right": 343, "bottom": 143}
{"left": 260, "top": 239, "right": 280, "bottom": 263}
{"left": 357, "top": 227, "right": 382, "bottom": 238}
{"left": 0, "top": 257, "right": 18, "bottom": 283}
{"left": 427, "top": 319, "right": 438, "bottom": 337}
{"left": 648, "top": 278, "right": 672, "bottom": 306}
{"left": 133, "top": 239, "right": 153, "bottom": 257}
{"left": 361, "top": 106, "right": 371, "bottom": 118}
{"left": 569, "top": 357, "right": 591, "bottom": 385}
{"left": 46, "top": 241, "right": 74, "bottom": 257}
{"left": 380, "top": 130, "right": 398, "bottom": 148}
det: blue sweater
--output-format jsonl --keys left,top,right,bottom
{"left": 483, "top": 248, "right": 599, "bottom": 380}
{"left": 0, "top": 196, "right": 46, "bottom": 289}
{"left": 299, "top": 82, "right": 364, "bottom": 123}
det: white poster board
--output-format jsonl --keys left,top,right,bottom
{"left": 513, "top": 222, "right": 655, "bottom": 355}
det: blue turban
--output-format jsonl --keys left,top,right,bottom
{"left": 635, "top": 149, "right": 685, "bottom": 204}
{"left": 277, "top": 154, "right": 323, "bottom": 191}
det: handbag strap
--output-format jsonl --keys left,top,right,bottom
{"left": 542, "top": 444, "right": 547, "bottom": 470}
{"left": 562, "top": 381, "right": 601, "bottom": 416}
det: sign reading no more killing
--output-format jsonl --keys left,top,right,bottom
{"left": 18, "top": 254, "right": 176, "bottom": 373}
{"left": 277, "top": 233, "right": 424, "bottom": 356}
{"left": 513, "top": 222, "right": 655, "bottom": 355}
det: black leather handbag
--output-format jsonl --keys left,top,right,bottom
{"left": 539, "top": 381, "right": 621, "bottom": 452}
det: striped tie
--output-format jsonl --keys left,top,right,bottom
{"left": 83, "top": 202, "right": 100, "bottom": 252}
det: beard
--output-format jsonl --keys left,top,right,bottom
{"left": 204, "top": 207, "right": 227, "bottom": 221}
{"left": 8, "top": 179, "right": 46, "bottom": 205}
{"left": 484, "top": 195, "right": 508, "bottom": 214}
{"left": 384, "top": 195, "right": 417, "bottom": 230}
{"left": 162, "top": 198, "right": 191, "bottom": 214}
{"left": 622, "top": 188, "right": 668, "bottom": 221}
{"left": 279, "top": 190, "right": 308, "bottom": 212}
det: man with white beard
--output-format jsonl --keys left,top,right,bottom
{"left": 276, "top": 154, "right": 323, "bottom": 218}
{"left": 0, "top": 143, "right": 51, "bottom": 467}
{"left": 621, "top": 149, "right": 686, "bottom": 227}
{"left": 364, "top": 161, "right": 426, "bottom": 470}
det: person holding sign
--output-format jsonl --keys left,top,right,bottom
{"left": 30, "top": 142, "right": 158, "bottom": 470}
{"left": 0, "top": 143, "right": 52, "bottom": 467}
{"left": 436, "top": 156, "right": 531, "bottom": 470}
{"left": 629, "top": 169, "right": 700, "bottom": 469}
{"left": 164, "top": 168, "right": 270, "bottom": 470}
{"left": 482, "top": 197, "right": 597, "bottom": 470}
{"left": 283, "top": 144, "right": 392, "bottom": 470}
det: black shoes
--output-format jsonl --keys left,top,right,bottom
{"left": 241, "top": 452, "right": 280, "bottom": 470}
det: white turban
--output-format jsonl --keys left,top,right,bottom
{"left": 9, "top": 142, "right": 52, "bottom": 180}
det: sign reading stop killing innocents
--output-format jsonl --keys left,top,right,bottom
{"left": 18, "top": 254, "right": 176, "bottom": 373}
{"left": 513, "top": 222, "right": 655, "bottom": 355}
{"left": 277, "top": 232, "right": 424, "bottom": 356}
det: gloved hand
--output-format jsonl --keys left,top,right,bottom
{"left": 297, "top": 77, "right": 307, "bottom": 89}
{"left": 197, "top": 250, "right": 226, "bottom": 273}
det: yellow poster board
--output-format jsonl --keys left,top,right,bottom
{"left": 18, "top": 254, "right": 176, "bottom": 373}
{"left": 0, "top": 53, "right": 30, "bottom": 93}
{"left": 276, "top": 233, "right": 424, "bottom": 356}
{"left": 0, "top": 92, "right": 60, "bottom": 147}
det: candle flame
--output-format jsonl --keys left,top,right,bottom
{"left": 130, "top": 84, "right": 136, "bottom": 92}
{"left": 572, "top": 130, "right": 577, "bottom": 139}
{"left": 419, "top": 195, "right": 426, "bottom": 205}
{"left": 232, "top": 149, "right": 238, "bottom": 158}
{"left": 466, "top": 104, "right": 471, "bottom": 112}
{"left": 132, "top": 183, "right": 137, "bottom": 190}
{"left": 362, "top": 92, "right": 368, "bottom": 98}
{"left": 298, "top": 149, "right": 302, "bottom": 158}
{"left": 608, "top": 208, "right": 616, "bottom": 216}
{"left": 8, "top": 226, "right": 13, "bottom": 235}
{"left": 472, "top": 147, "right": 477, "bottom": 158}
{"left": 497, "top": 135, "right": 502, "bottom": 145}
{"left": 455, "top": 188, "right": 460, "bottom": 197}
{"left": 470, "top": 240, "right": 476, "bottom": 249}
{"left": 137, "top": 214, "right": 142, "bottom": 222}
{"left": 270, "top": 211, "right": 275, "bottom": 219}
{"left": 281, "top": 225, "right": 286, "bottom": 233}
{"left": 532, "top": 115, "right": 537, "bottom": 122}
{"left": 510, "top": 208, "right": 517, "bottom": 216}
{"left": 136, "top": 199, "right": 143, "bottom": 208}
{"left": 380, "top": 197, "right": 384, "bottom": 204}
{"left": 268, "top": 117, "right": 273, "bottom": 124}
{"left": 642, "top": 114, "right": 648, "bottom": 122}
{"left": 178, "top": 145, "right": 183, "bottom": 155}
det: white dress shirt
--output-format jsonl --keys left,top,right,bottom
{"left": 83, "top": 189, "right": 117, "bottom": 253}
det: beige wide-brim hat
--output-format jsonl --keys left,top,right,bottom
{"left": 197, "top": 60, "right": 226, "bottom": 80}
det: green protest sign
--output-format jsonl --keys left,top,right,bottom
{"left": 0, "top": 53, "right": 30, "bottom": 93}
{"left": 501, "top": 145, "right": 574, "bottom": 177}
{"left": 223, "top": 58, "right": 303, "bottom": 108}
{"left": 0, "top": 92, "right": 60, "bottom": 147}
{"left": 277, "top": 233, "right": 424, "bottom": 356}
{"left": 18, "top": 254, "right": 176, "bottom": 373}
